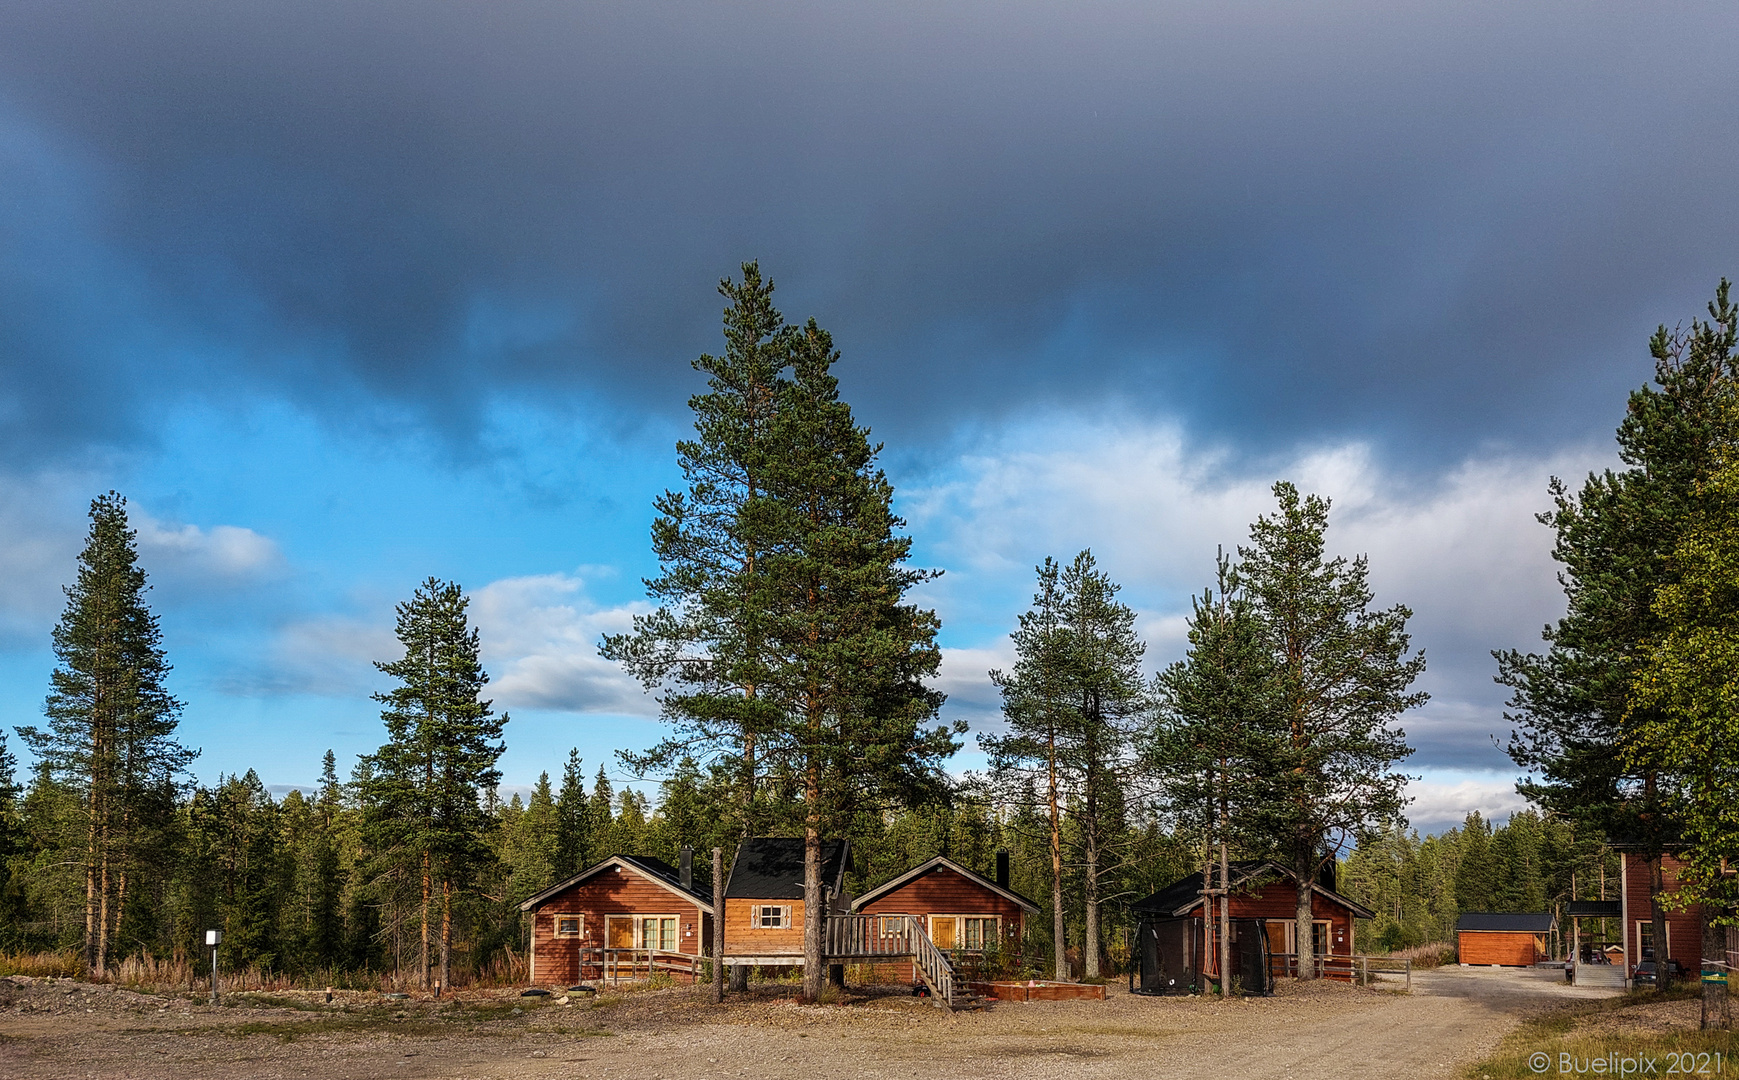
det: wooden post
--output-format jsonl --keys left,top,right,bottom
{"left": 712, "top": 847, "right": 725, "bottom": 1004}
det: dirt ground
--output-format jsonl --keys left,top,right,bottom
{"left": 0, "top": 966, "right": 1621, "bottom": 1080}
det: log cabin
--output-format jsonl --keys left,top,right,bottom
{"left": 519, "top": 852, "right": 713, "bottom": 986}
{"left": 1131, "top": 861, "right": 1374, "bottom": 981}
{"left": 851, "top": 853, "right": 1038, "bottom": 980}
{"left": 721, "top": 837, "right": 851, "bottom": 966}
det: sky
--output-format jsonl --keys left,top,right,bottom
{"left": 1, "top": 1, "right": 1734, "bottom": 835}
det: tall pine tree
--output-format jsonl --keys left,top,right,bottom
{"left": 18, "top": 492, "right": 196, "bottom": 977}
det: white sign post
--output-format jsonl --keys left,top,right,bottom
{"left": 205, "top": 930, "right": 222, "bottom": 1004}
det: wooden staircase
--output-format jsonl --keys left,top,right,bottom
{"left": 823, "top": 914, "right": 986, "bottom": 1010}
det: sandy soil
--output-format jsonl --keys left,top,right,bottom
{"left": 0, "top": 966, "right": 1619, "bottom": 1080}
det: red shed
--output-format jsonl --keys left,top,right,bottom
{"left": 519, "top": 853, "right": 714, "bottom": 986}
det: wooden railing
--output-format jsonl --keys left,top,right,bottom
{"left": 1269, "top": 953, "right": 1410, "bottom": 990}
{"left": 908, "top": 922, "right": 958, "bottom": 1009}
{"left": 571, "top": 947, "right": 702, "bottom": 986}
{"left": 823, "top": 914, "right": 918, "bottom": 958}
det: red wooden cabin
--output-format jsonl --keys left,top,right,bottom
{"left": 851, "top": 854, "right": 1038, "bottom": 981}
{"left": 1620, "top": 851, "right": 1705, "bottom": 982}
{"left": 1133, "top": 861, "right": 1374, "bottom": 979}
{"left": 519, "top": 853, "right": 713, "bottom": 986}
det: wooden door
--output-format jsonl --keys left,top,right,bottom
{"left": 606, "top": 916, "right": 635, "bottom": 948}
{"left": 930, "top": 916, "right": 957, "bottom": 949}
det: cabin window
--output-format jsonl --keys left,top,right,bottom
{"left": 756, "top": 905, "right": 790, "bottom": 928}
{"left": 555, "top": 916, "right": 582, "bottom": 938}
{"left": 1638, "top": 922, "right": 1670, "bottom": 959}
{"left": 640, "top": 916, "right": 678, "bottom": 951}
{"left": 961, "top": 917, "right": 1000, "bottom": 950}
{"left": 878, "top": 916, "right": 907, "bottom": 937}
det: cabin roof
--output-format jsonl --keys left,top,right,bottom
{"left": 1456, "top": 911, "right": 1557, "bottom": 933}
{"left": 517, "top": 853, "right": 713, "bottom": 913}
{"left": 1131, "top": 860, "right": 1377, "bottom": 921}
{"left": 725, "top": 838, "right": 850, "bottom": 900}
{"left": 850, "top": 855, "right": 1041, "bottom": 915}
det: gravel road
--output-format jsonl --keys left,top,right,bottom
{"left": 0, "top": 966, "right": 1618, "bottom": 1080}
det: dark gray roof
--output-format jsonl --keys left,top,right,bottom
{"left": 1131, "top": 861, "right": 1377, "bottom": 921}
{"left": 517, "top": 853, "right": 712, "bottom": 912}
{"left": 1456, "top": 912, "right": 1557, "bottom": 933}
{"left": 1565, "top": 900, "right": 1622, "bottom": 919}
{"left": 725, "top": 838, "right": 849, "bottom": 900}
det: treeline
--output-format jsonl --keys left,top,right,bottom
{"left": 1343, "top": 811, "right": 1618, "bottom": 951}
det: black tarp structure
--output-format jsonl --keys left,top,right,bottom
{"left": 1132, "top": 916, "right": 1271, "bottom": 996}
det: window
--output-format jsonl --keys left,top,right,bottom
{"left": 878, "top": 916, "right": 907, "bottom": 937}
{"left": 961, "top": 917, "right": 1000, "bottom": 950}
{"left": 757, "top": 905, "right": 789, "bottom": 928}
{"left": 555, "top": 916, "right": 582, "bottom": 938}
{"left": 640, "top": 916, "right": 678, "bottom": 951}
{"left": 1638, "top": 922, "right": 1671, "bottom": 960}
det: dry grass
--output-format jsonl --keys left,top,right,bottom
{"left": 1390, "top": 941, "right": 1458, "bottom": 969}
{"left": 0, "top": 951, "right": 81, "bottom": 978}
{"left": 1462, "top": 986, "right": 1737, "bottom": 1078}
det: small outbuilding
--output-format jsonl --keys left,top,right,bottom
{"left": 1455, "top": 912, "right": 1556, "bottom": 966}
{"left": 519, "top": 852, "right": 713, "bottom": 985}
{"left": 722, "top": 837, "right": 851, "bottom": 967}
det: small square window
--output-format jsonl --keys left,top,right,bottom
{"left": 556, "top": 916, "right": 582, "bottom": 938}
{"left": 758, "top": 906, "right": 786, "bottom": 928}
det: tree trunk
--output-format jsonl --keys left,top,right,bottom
{"left": 1219, "top": 840, "right": 1232, "bottom": 996}
{"left": 1083, "top": 778, "right": 1100, "bottom": 979}
{"left": 96, "top": 826, "right": 111, "bottom": 979}
{"left": 1048, "top": 733, "right": 1066, "bottom": 981}
{"left": 802, "top": 754, "right": 824, "bottom": 1002}
{"left": 1651, "top": 857, "right": 1672, "bottom": 991}
{"left": 712, "top": 847, "right": 724, "bottom": 1004}
{"left": 1702, "top": 908, "right": 1729, "bottom": 1030}
{"left": 1294, "top": 847, "right": 1316, "bottom": 981}
{"left": 439, "top": 878, "right": 451, "bottom": 998}
{"left": 421, "top": 853, "right": 432, "bottom": 990}
{"left": 84, "top": 784, "right": 101, "bottom": 978}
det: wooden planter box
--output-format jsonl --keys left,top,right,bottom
{"left": 969, "top": 980, "right": 1106, "bottom": 1002}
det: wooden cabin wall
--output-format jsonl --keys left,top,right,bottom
{"left": 723, "top": 898, "right": 807, "bottom": 955}
{"left": 528, "top": 870, "right": 709, "bottom": 985}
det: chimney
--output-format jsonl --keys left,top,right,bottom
{"left": 996, "top": 850, "right": 1010, "bottom": 890}
{"left": 680, "top": 845, "right": 693, "bottom": 889}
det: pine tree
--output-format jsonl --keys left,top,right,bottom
{"left": 1498, "top": 282, "right": 1737, "bottom": 993}
{"left": 758, "top": 314, "right": 956, "bottom": 1001}
{"left": 602, "top": 263, "right": 794, "bottom": 838}
{"left": 1234, "top": 482, "right": 1423, "bottom": 979}
{"left": 360, "top": 578, "right": 507, "bottom": 994}
{"left": 18, "top": 492, "right": 196, "bottom": 977}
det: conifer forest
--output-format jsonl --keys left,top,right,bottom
{"left": 0, "top": 270, "right": 1734, "bottom": 996}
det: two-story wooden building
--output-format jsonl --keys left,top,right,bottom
{"left": 1621, "top": 851, "right": 1706, "bottom": 980}
{"left": 519, "top": 852, "right": 713, "bottom": 986}
{"left": 721, "top": 837, "right": 851, "bottom": 966}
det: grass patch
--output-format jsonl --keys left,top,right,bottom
{"left": 1464, "top": 987, "right": 1737, "bottom": 1079}
{"left": 528, "top": 1025, "right": 614, "bottom": 1037}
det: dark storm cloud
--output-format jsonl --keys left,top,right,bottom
{"left": 0, "top": 0, "right": 1734, "bottom": 460}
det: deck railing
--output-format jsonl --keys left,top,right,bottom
{"left": 1268, "top": 952, "right": 1411, "bottom": 990}
{"left": 570, "top": 947, "right": 703, "bottom": 986}
{"left": 823, "top": 914, "right": 918, "bottom": 958}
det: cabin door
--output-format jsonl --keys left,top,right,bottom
{"left": 929, "top": 916, "right": 957, "bottom": 949}
{"left": 606, "top": 916, "right": 635, "bottom": 949}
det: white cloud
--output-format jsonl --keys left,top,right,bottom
{"left": 1404, "top": 771, "right": 1532, "bottom": 835}
{"left": 902, "top": 412, "right": 1613, "bottom": 773}
{"left": 471, "top": 573, "right": 654, "bottom": 716}
{"left": 135, "top": 515, "right": 282, "bottom": 579}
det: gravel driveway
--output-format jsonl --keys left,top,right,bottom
{"left": 0, "top": 966, "right": 1620, "bottom": 1080}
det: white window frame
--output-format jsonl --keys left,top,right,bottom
{"left": 958, "top": 916, "right": 1002, "bottom": 950}
{"left": 1637, "top": 920, "right": 1671, "bottom": 959}
{"left": 639, "top": 914, "right": 680, "bottom": 951}
{"left": 754, "top": 904, "right": 791, "bottom": 929}
{"left": 554, "top": 914, "right": 584, "bottom": 939}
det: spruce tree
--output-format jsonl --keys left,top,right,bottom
{"left": 554, "top": 749, "right": 589, "bottom": 874}
{"left": 360, "top": 577, "right": 506, "bottom": 993}
{"left": 1234, "top": 482, "right": 1423, "bottom": 978}
{"left": 18, "top": 492, "right": 196, "bottom": 977}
